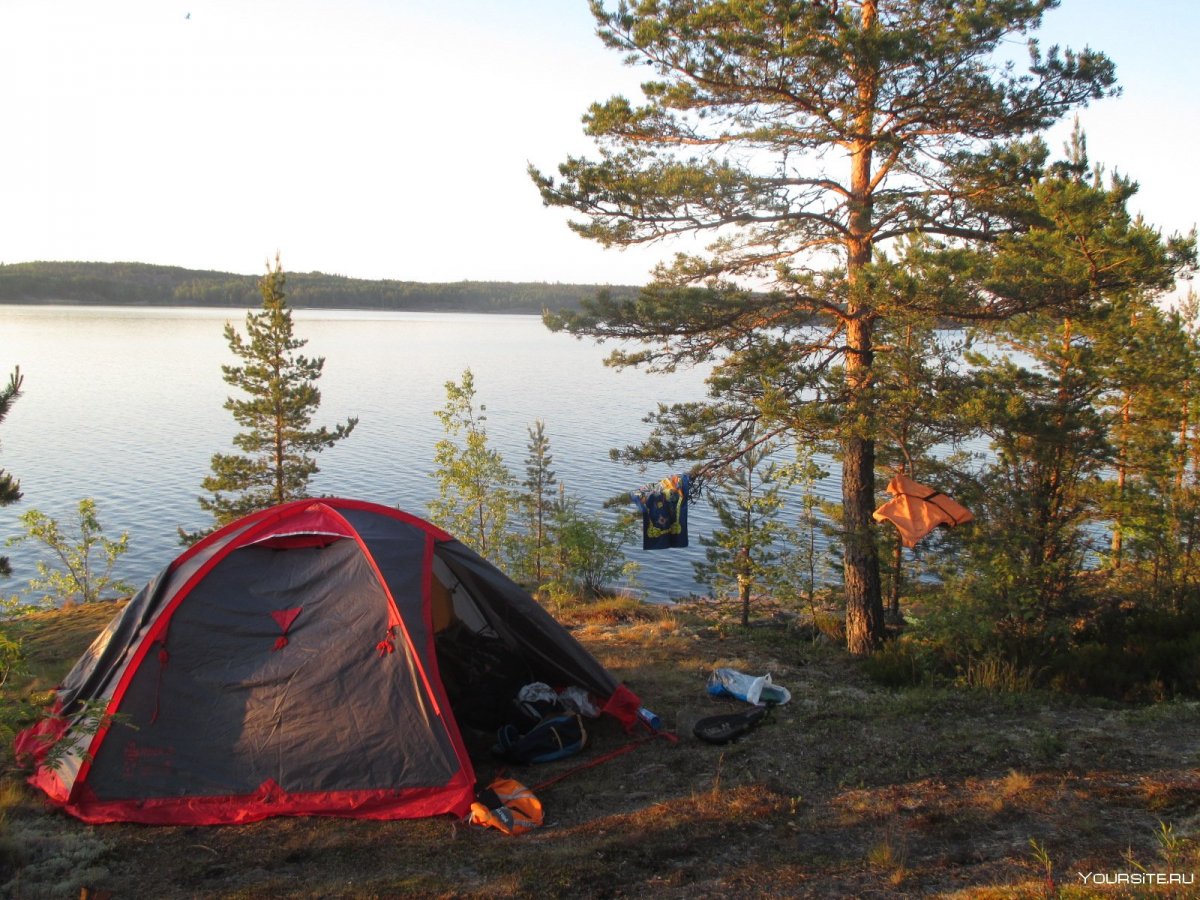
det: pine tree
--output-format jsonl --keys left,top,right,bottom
{"left": 949, "top": 133, "right": 1193, "bottom": 656}
{"left": 694, "top": 437, "right": 786, "bottom": 626}
{"left": 1166, "top": 291, "right": 1200, "bottom": 602}
{"left": 1094, "top": 297, "right": 1192, "bottom": 576}
{"left": 192, "top": 255, "right": 357, "bottom": 534}
{"left": 773, "top": 442, "right": 835, "bottom": 631}
{"left": 428, "top": 369, "right": 516, "bottom": 563}
{"left": 865, "top": 280, "right": 976, "bottom": 618}
{"left": 533, "top": 0, "right": 1118, "bottom": 655}
{"left": 0, "top": 367, "right": 24, "bottom": 576}
{"left": 518, "top": 419, "right": 558, "bottom": 585}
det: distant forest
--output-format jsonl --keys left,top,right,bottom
{"left": 0, "top": 261, "right": 640, "bottom": 313}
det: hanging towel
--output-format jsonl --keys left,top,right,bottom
{"left": 872, "top": 474, "right": 973, "bottom": 548}
{"left": 634, "top": 473, "right": 690, "bottom": 550}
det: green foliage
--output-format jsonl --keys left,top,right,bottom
{"left": 694, "top": 435, "right": 787, "bottom": 625}
{"left": 428, "top": 369, "right": 517, "bottom": 564}
{"left": 947, "top": 418, "right": 1097, "bottom": 656}
{"left": 898, "top": 570, "right": 1200, "bottom": 700}
{"left": 533, "top": 0, "right": 1121, "bottom": 655}
{"left": 1047, "top": 605, "right": 1200, "bottom": 702}
{"left": 0, "top": 359, "right": 30, "bottom": 771}
{"left": 1093, "top": 289, "right": 1200, "bottom": 604}
{"left": 0, "top": 630, "right": 23, "bottom": 692}
{"left": 18, "top": 698, "right": 118, "bottom": 775}
{"left": 771, "top": 444, "right": 838, "bottom": 616}
{"left": 190, "top": 256, "right": 357, "bottom": 535}
{"left": 544, "top": 498, "right": 636, "bottom": 601}
{"left": 915, "top": 556, "right": 1079, "bottom": 674}
{"left": 513, "top": 420, "right": 558, "bottom": 585}
{"left": 427, "top": 372, "right": 633, "bottom": 597}
{"left": 5, "top": 499, "right": 132, "bottom": 605}
{"left": 862, "top": 638, "right": 927, "bottom": 689}
{"left": 0, "top": 367, "right": 23, "bottom": 578}
{"left": 936, "top": 138, "right": 1198, "bottom": 654}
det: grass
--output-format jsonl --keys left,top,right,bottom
{"left": 958, "top": 654, "right": 1038, "bottom": 694}
{"left": 2, "top": 597, "right": 1200, "bottom": 897}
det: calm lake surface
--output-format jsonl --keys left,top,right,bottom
{"left": 0, "top": 305, "right": 843, "bottom": 604}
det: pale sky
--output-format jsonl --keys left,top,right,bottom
{"left": 0, "top": 0, "right": 1195, "bottom": 286}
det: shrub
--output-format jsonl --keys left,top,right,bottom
{"left": 956, "top": 653, "right": 1036, "bottom": 693}
{"left": 6, "top": 499, "right": 132, "bottom": 605}
{"left": 863, "top": 638, "right": 927, "bottom": 688}
{"left": 545, "top": 500, "right": 636, "bottom": 600}
{"left": 1048, "top": 606, "right": 1200, "bottom": 701}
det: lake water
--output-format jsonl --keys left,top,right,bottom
{"left": 0, "top": 305, "right": 843, "bottom": 604}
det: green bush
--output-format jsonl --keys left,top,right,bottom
{"left": 863, "top": 638, "right": 927, "bottom": 688}
{"left": 900, "top": 574, "right": 1200, "bottom": 699}
{"left": 1048, "top": 606, "right": 1200, "bottom": 701}
{"left": 6, "top": 499, "right": 132, "bottom": 605}
{"left": 545, "top": 501, "right": 636, "bottom": 600}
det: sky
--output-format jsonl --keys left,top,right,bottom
{"left": 0, "top": 0, "right": 1196, "bottom": 286}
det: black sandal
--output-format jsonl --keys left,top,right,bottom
{"left": 692, "top": 705, "right": 770, "bottom": 744}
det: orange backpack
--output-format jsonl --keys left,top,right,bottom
{"left": 468, "top": 778, "right": 544, "bottom": 835}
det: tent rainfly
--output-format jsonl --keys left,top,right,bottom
{"left": 15, "top": 499, "right": 641, "bottom": 825}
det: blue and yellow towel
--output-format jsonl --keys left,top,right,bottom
{"left": 633, "top": 473, "right": 690, "bottom": 550}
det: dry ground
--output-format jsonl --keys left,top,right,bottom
{"left": 2, "top": 599, "right": 1199, "bottom": 899}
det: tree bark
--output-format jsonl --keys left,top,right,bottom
{"left": 843, "top": 405, "right": 884, "bottom": 655}
{"left": 889, "top": 537, "right": 902, "bottom": 620}
{"left": 842, "top": 306, "right": 883, "bottom": 653}
{"left": 842, "top": 0, "right": 885, "bottom": 656}
{"left": 842, "top": 313, "right": 885, "bottom": 653}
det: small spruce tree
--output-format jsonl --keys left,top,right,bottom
{"left": 694, "top": 437, "right": 787, "bottom": 626}
{"left": 518, "top": 419, "right": 557, "bottom": 585}
{"left": 190, "top": 255, "right": 357, "bottom": 537}
{"left": 773, "top": 443, "right": 835, "bottom": 628}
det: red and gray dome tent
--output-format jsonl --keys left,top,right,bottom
{"left": 16, "top": 498, "right": 642, "bottom": 825}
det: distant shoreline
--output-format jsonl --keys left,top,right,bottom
{"left": 0, "top": 261, "right": 641, "bottom": 315}
{"left": 0, "top": 298, "right": 554, "bottom": 316}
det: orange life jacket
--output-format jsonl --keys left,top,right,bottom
{"left": 872, "top": 474, "right": 973, "bottom": 548}
{"left": 468, "top": 778, "right": 544, "bottom": 835}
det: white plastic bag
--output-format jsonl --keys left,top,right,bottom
{"left": 557, "top": 685, "right": 600, "bottom": 718}
{"left": 706, "top": 667, "right": 791, "bottom": 706}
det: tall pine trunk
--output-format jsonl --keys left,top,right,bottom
{"left": 843, "top": 248, "right": 884, "bottom": 653}
{"left": 843, "top": 267, "right": 882, "bottom": 655}
{"left": 843, "top": 429, "right": 884, "bottom": 654}
{"left": 842, "top": 0, "right": 885, "bottom": 656}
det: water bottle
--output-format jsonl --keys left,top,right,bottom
{"left": 637, "top": 706, "right": 661, "bottom": 730}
